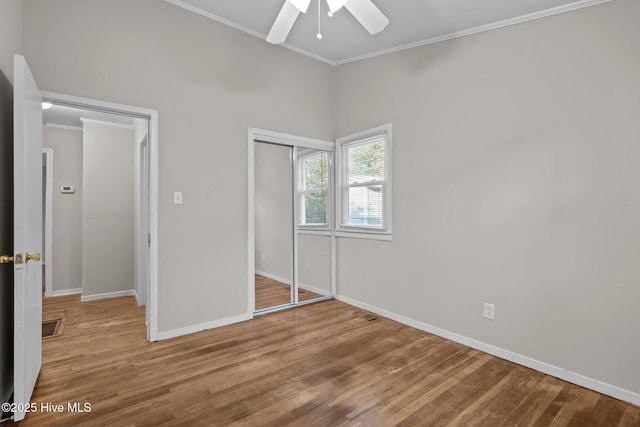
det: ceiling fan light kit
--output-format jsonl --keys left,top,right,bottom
{"left": 266, "top": 0, "right": 389, "bottom": 45}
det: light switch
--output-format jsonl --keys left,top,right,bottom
{"left": 173, "top": 192, "right": 183, "bottom": 205}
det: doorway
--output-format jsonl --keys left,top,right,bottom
{"left": 41, "top": 91, "right": 159, "bottom": 341}
{"left": 248, "top": 128, "right": 335, "bottom": 315}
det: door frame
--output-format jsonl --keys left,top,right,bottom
{"left": 42, "top": 148, "right": 53, "bottom": 297}
{"left": 247, "top": 127, "right": 335, "bottom": 316}
{"left": 41, "top": 91, "right": 160, "bottom": 342}
{"left": 136, "top": 132, "right": 149, "bottom": 309}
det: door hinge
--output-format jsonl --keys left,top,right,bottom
{"left": 148, "top": 233, "right": 151, "bottom": 248}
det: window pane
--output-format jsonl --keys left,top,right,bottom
{"left": 347, "top": 185, "right": 383, "bottom": 226}
{"left": 304, "top": 191, "right": 326, "bottom": 224}
{"left": 348, "top": 139, "right": 385, "bottom": 184}
{"left": 303, "top": 153, "right": 328, "bottom": 190}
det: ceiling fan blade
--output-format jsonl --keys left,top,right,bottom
{"left": 289, "top": 0, "right": 311, "bottom": 13}
{"left": 327, "top": 0, "right": 348, "bottom": 13}
{"left": 344, "top": 0, "right": 389, "bottom": 35}
{"left": 266, "top": 1, "right": 301, "bottom": 44}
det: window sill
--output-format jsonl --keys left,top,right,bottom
{"left": 297, "top": 229, "right": 332, "bottom": 236}
{"left": 334, "top": 231, "right": 392, "bottom": 242}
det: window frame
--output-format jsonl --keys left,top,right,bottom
{"left": 336, "top": 124, "right": 392, "bottom": 240}
{"left": 296, "top": 149, "right": 332, "bottom": 232}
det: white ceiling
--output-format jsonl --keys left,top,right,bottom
{"left": 165, "top": 0, "right": 607, "bottom": 64}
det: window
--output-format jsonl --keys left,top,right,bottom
{"left": 337, "top": 124, "right": 392, "bottom": 239}
{"left": 297, "top": 150, "right": 330, "bottom": 229}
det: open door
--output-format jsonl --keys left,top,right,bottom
{"left": 12, "top": 54, "right": 43, "bottom": 422}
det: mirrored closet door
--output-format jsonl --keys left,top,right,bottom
{"left": 254, "top": 142, "right": 294, "bottom": 311}
{"left": 251, "top": 130, "right": 334, "bottom": 314}
{"left": 295, "top": 148, "right": 332, "bottom": 304}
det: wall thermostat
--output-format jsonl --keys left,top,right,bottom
{"left": 61, "top": 185, "right": 75, "bottom": 194}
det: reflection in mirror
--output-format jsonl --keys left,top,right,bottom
{"left": 254, "top": 142, "right": 293, "bottom": 310}
{"left": 297, "top": 235, "right": 332, "bottom": 301}
{"left": 295, "top": 147, "right": 332, "bottom": 302}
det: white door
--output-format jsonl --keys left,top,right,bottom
{"left": 13, "top": 54, "right": 43, "bottom": 422}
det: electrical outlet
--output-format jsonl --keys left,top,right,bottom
{"left": 483, "top": 303, "right": 495, "bottom": 320}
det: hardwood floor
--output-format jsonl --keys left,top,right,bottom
{"left": 10, "top": 294, "right": 640, "bottom": 426}
{"left": 255, "top": 274, "right": 322, "bottom": 310}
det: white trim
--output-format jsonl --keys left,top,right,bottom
{"left": 336, "top": 123, "right": 392, "bottom": 236}
{"left": 42, "top": 91, "right": 160, "bottom": 342}
{"left": 335, "top": 294, "right": 640, "bottom": 406}
{"left": 163, "top": 0, "right": 267, "bottom": 41}
{"left": 334, "top": 231, "right": 392, "bottom": 241}
{"left": 80, "top": 117, "right": 135, "bottom": 129}
{"left": 41, "top": 91, "right": 152, "bottom": 119}
{"left": 297, "top": 229, "right": 331, "bottom": 236}
{"left": 136, "top": 134, "right": 149, "bottom": 310}
{"left": 249, "top": 128, "right": 334, "bottom": 152}
{"left": 51, "top": 288, "right": 81, "bottom": 297}
{"left": 134, "top": 284, "right": 143, "bottom": 306}
{"left": 132, "top": 118, "right": 144, "bottom": 134}
{"left": 292, "top": 146, "right": 299, "bottom": 305}
{"left": 336, "top": 0, "right": 611, "bottom": 65}
{"left": 148, "top": 110, "right": 159, "bottom": 342}
{"left": 80, "top": 289, "right": 136, "bottom": 302}
{"left": 45, "top": 123, "right": 82, "bottom": 131}
{"left": 156, "top": 313, "right": 252, "bottom": 341}
{"left": 42, "top": 149, "right": 54, "bottom": 297}
{"left": 162, "top": 0, "right": 336, "bottom": 66}
{"left": 247, "top": 132, "right": 256, "bottom": 316}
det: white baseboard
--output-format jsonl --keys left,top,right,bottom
{"left": 81, "top": 289, "right": 136, "bottom": 302}
{"left": 335, "top": 294, "right": 640, "bottom": 406}
{"left": 51, "top": 288, "right": 82, "bottom": 297}
{"left": 156, "top": 313, "right": 252, "bottom": 341}
{"left": 255, "top": 270, "right": 292, "bottom": 285}
{"left": 255, "top": 271, "right": 331, "bottom": 296}
{"left": 298, "top": 283, "right": 331, "bottom": 296}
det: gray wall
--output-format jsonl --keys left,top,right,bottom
{"left": 0, "top": 0, "right": 22, "bottom": 85}
{"left": 82, "top": 121, "right": 135, "bottom": 297}
{"left": 255, "top": 143, "right": 293, "bottom": 282}
{"left": 22, "top": 0, "right": 333, "bottom": 331}
{"left": 333, "top": 0, "right": 640, "bottom": 395}
{"left": 0, "top": 0, "right": 21, "bottom": 405}
{"left": 43, "top": 126, "right": 83, "bottom": 292}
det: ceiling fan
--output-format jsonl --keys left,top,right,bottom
{"left": 266, "top": 0, "right": 389, "bottom": 44}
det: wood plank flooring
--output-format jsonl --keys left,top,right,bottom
{"left": 255, "top": 274, "right": 321, "bottom": 311}
{"left": 9, "top": 294, "right": 640, "bottom": 426}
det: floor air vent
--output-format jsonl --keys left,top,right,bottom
{"left": 353, "top": 311, "right": 377, "bottom": 321}
{"left": 42, "top": 316, "right": 65, "bottom": 339}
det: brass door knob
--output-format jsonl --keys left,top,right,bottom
{"left": 26, "top": 252, "right": 41, "bottom": 262}
{"left": 0, "top": 255, "right": 13, "bottom": 264}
